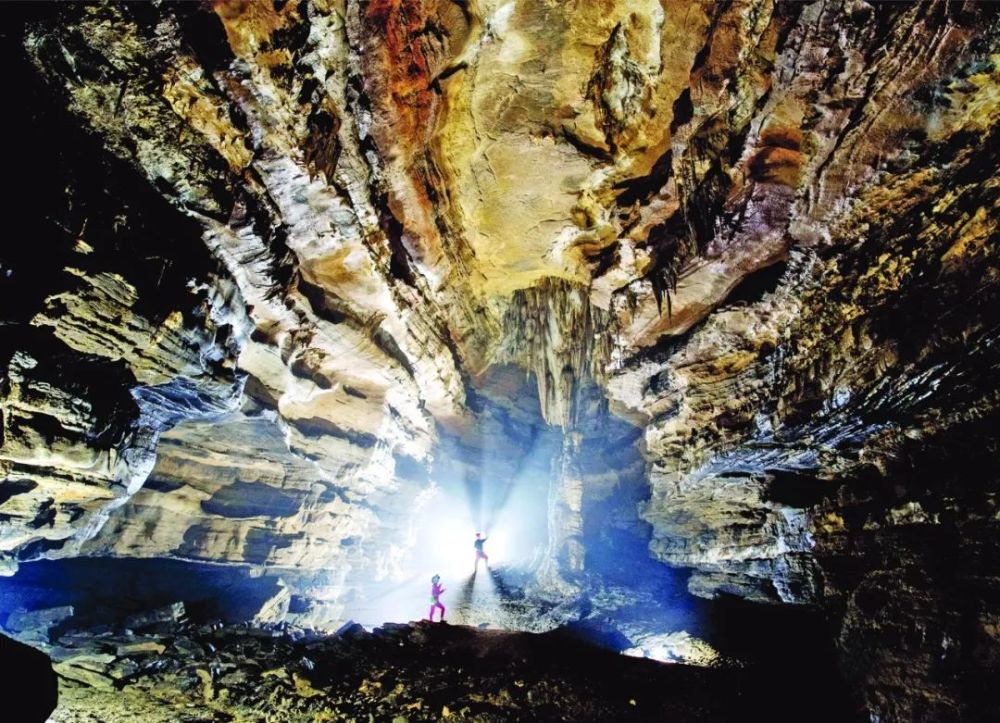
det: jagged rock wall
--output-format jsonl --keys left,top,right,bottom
{"left": 595, "top": 0, "right": 1000, "bottom": 600}
{"left": 0, "top": 9, "right": 249, "bottom": 574}
{"left": 0, "top": 1, "right": 467, "bottom": 577}
{"left": 591, "top": 3, "right": 1000, "bottom": 717}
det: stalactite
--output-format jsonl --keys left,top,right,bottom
{"left": 495, "top": 278, "right": 614, "bottom": 428}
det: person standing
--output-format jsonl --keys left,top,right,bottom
{"left": 474, "top": 532, "right": 489, "bottom": 571}
{"left": 428, "top": 574, "right": 446, "bottom": 622}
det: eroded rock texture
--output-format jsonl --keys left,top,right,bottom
{"left": 2, "top": 1, "right": 1000, "bottom": 720}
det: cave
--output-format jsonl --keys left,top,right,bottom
{"left": 1, "top": 1, "right": 999, "bottom": 721}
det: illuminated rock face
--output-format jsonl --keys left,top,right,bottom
{"left": 3, "top": 2, "right": 1000, "bottom": 718}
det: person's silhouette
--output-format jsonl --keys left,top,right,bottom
{"left": 474, "top": 532, "right": 489, "bottom": 570}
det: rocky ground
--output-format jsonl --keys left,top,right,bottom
{"left": 32, "top": 607, "right": 861, "bottom": 723}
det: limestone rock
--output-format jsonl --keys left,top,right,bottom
{"left": 124, "top": 602, "right": 186, "bottom": 632}
{"left": 3, "top": 605, "right": 75, "bottom": 646}
{"left": 252, "top": 579, "right": 292, "bottom": 626}
{"left": 623, "top": 631, "right": 721, "bottom": 667}
{"left": 53, "top": 653, "right": 117, "bottom": 690}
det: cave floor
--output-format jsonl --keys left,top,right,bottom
{"left": 46, "top": 620, "right": 863, "bottom": 723}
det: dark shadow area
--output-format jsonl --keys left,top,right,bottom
{"left": 0, "top": 633, "right": 57, "bottom": 722}
{"left": 0, "top": 557, "right": 281, "bottom": 629}
{"left": 200, "top": 481, "right": 301, "bottom": 519}
{"left": 252, "top": 619, "right": 870, "bottom": 721}
{"left": 700, "top": 594, "right": 866, "bottom": 722}
{"left": 555, "top": 591, "right": 864, "bottom": 721}
{"left": 722, "top": 259, "right": 789, "bottom": 307}
{"left": 0, "top": 3, "right": 225, "bottom": 337}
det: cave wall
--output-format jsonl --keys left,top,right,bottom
{"left": 0, "top": 6, "right": 247, "bottom": 574}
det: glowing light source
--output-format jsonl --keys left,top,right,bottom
{"left": 346, "top": 415, "right": 555, "bottom": 627}
{"left": 422, "top": 509, "right": 481, "bottom": 579}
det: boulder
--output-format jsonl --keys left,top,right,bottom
{"left": 0, "top": 633, "right": 58, "bottom": 721}
{"left": 124, "top": 602, "right": 186, "bottom": 632}
{"left": 4, "top": 605, "right": 75, "bottom": 645}
{"left": 251, "top": 579, "right": 291, "bottom": 626}
{"left": 52, "top": 653, "right": 116, "bottom": 690}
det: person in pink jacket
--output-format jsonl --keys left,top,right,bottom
{"left": 428, "top": 574, "right": 446, "bottom": 622}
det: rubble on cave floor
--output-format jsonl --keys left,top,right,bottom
{"left": 7, "top": 601, "right": 864, "bottom": 723}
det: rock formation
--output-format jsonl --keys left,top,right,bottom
{"left": 2, "top": 1, "right": 999, "bottom": 720}
{"left": 0, "top": 632, "right": 58, "bottom": 722}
